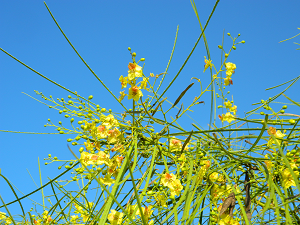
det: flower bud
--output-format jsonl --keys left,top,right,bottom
{"left": 232, "top": 46, "right": 236, "bottom": 50}
{"left": 289, "top": 119, "right": 295, "bottom": 124}
{"left": 79, "top": 147, "right": 84, "bottom": 153}
{"left": 65, "top": 115, "right": 70, "bottom": 118}
{"left": 140, "top": 58, "right": 145, "bottom": 61}
{"left": 59, "top": 121, "right": 62, "bottom": 125}
{"left": 88, "top": 95, "right": 93, "bottom": 100}
{"left": 280, "top": 110, "right": 285, "bottom": 113}
{"left": 218, "top": 45, "right": 222, "bottom": 49}
{"left": 260, "top": 112, "right": 265, "bottom": 115}
{"left": 282, "top": 105, "right": 287, "bottom": 109}
{"left": 59, "top": 131, "right": 64, "bottom": 134}
{"left": 70, "top": 118, "right": 74, "bottom": 123}
{"left": 225, "top": 53, "right": 229, "bottom": 57}
{"left": 132, "top": 52, "right": 136, "bottom": 57}
{"left": 128, "top": 47, "right": 131, "bottom": 51}
{"left": 241, "top": 40, "right": 245, "bottom": 44}
{"left": 59, "top": 110, "right": 63, "bottom": 114}
{"left": 238, "top": 33, "right": 241, "bottom": 36}
{"left": 72, "top": 142, "right": 78, "bottom": 146}
{"left": 101, "top": 108, "right": 106, "bottom": 112}
{"left": 227, "top": 33, "right": 231, "bottom": 36}
{"left": 67, "top": 138, "right": 72, "bottom": 142}
{"left": 68, "top": 95, "right": 72, "bottom": 99}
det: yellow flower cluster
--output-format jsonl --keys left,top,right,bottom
{"left": 267, "top": 126, "right": 286, "bottom": 147}
{"left": 203, "top": 56, "right": 214, "bottom": 72}
{"left": 219, "top": 100, "right": 237, "bottom": 123}
{"left": 169, "top": 137, "right": 189, "bottom": 152}
{"left": 160, "top": 173, "right": 183, "bottom": 197}
{"left": 79, "top": 114, "right": 125, "bottom": 186}
{"left": 119, "top": 60, "right": 149, "bottom": 102}
{"left": 223, "top": 62, "right": 236, "bottom": 86}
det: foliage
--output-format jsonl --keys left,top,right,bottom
{"left": 1, "top": 1, "right": 300, "bottom": 224}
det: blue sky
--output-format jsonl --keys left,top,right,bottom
{"left": 1, "top": 0, "right": 300, "bottom": 220}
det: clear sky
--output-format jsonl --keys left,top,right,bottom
{"left": 1, "top": 0, "right": 300, "bottom": 219}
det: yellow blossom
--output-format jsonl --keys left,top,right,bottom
{"left": 267, "top": 127, "right": 286, "bottom": 146}
{"left": 137, "top": 206, "right": 153, "bottom": 222}
{"left": 161, "top": 173, "right": 177, "bottom": 188}
{"left": 170, "top": 138, "right": 182, "bottom": 152}
{"left": 128, "top": 86, "right": 143, "bottom": 102}
{"left": 119, "top": 75, "right": 128, "bottom": 89}
{"left": 224, "top": 100, "right": 232, "bottom": 108}
{"left": 108, "top": 209, "right": 123, "bottom": 225}
{"left": 100, "top": 174, "right": 115, "bottom": 186}
{"left": 125, "top": 205, "right": 138, "bottom": 220}
{"left": 0, "top": 212, "right": 6, "bottom": 220}
{"left": 128, "top": 63, "right": 143, "bottom": 80}
{"left": 203, "top": 56, "right": 213, "bottom": 72}
{"left": 155, "top": 194, "right": 167, "bottom": 208}
{"left": 224, "top": 77, "right": 233, "bottom": 86}
{"left": 119, "top": 90, "right": 126, "bottom": 101}
{"left": 97, "top": 125, "right": 108, "bottom": 139}
{"left": 230, "top": 105, "right": 237, "bottom": 115}
{"left": 170, "top": 179, "right": 183, "bottom": 197}
{"left": 209, "top": 172, "right": 219, "bottom": 182}
{"left": 219, "top": 214, "right": 240, "bottom": 225}
{"left": 225, "top": 62, "right": 236, "bottom": 76}
{"left": 219, "top": 112, "right": 235, "bottom": 123}
{"left": 5, "top": 217, "right": 12, "bottom": 225}
{"left": 107, "top": 128, "right": 123, "bottom": 144}
{"left": 70, "top": 215, "right": 79, "bottom": 223}
{"left": 102, "top": 114, "right": 119, "bottom": 129}
{"left": 282, "top": 164, "right": 299, "bottom": 189}
{"left": 140, "top": 77, "right": 149, "bottom": 90}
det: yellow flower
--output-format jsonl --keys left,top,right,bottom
{"left": 126, "top": 205, "right": 138, "bottom": 220}
{"left": 137, "top": 206, "right": 153, "bottom": 222}
{"left": 267, "top": 127, "right": 286, "bottom": 146}
{"left": 128, "top": 86, "right": 143, "bottom": 102}
{"left": 224, "top": 100, "right": 232, "bottom": 108}
{"left": 224, "top": 77, "right": 233, "bottom": 86}
{"left": 108, "top": 209, "right": 123, "bottom": 225}
{"left": 80, "top": 152, "right": 94, "bottom": 167}
{"left": 140, "top": 77, "right": 149, "bottom": 90}
{"left": 219, "top": 214, "right": 240, "bottom": 225}
{"left": 170, "top": 179, "right": 183, "bottom": 197}
{"left": 282, "top": 164, "right": 299, "bottom": 189}
{"left": 170, "top": 138, "right": 182, "bottom": 152}
{"left": 230, "top": 105, "right": 237, "bottom": 115}
{"left": 97, "top": 125, "right": 108, "bottom": 139}
{"left": 102, "top": 114, "right": 119, "bottom": 129}
{"left": 128, "top": 63, "right": 143, "bottom": 80}
{"left": 70, "top": 215, "right": 79, "bottom": 223}
{"left": 209, "top": 172, "right": 219, "bottom": 182}
{"left": 155, "top": 194, "right": 167, "bottom": 208}
{"left": 100, "top": 174, "right": 115, "bottom": 186}
{"left": 119, "top": 91, "right": 126, "bottom": 101}
{"left": 107, "top": 128, "right": 123, "bottom": 144}
{"left": 219, "top": 112, "right": 235, "bottom": 123}
{"left": 203, "top": 56, "right": 213, "bottom": 72}
{"left": 161, "top": 173, "right": 177, "bottom": 188}
{"left": 197, "top": 160, "right": 210, "bottom": 183}
{"left": 5, "top": 217, "right": 12, "bottom": 225}
{"left": 225, "top": 62, "right": 236, "bottom": 76}
{"left": 119, "top": 75, "right": 128, "bottom": 89}
{"left": 0, "top": 212, "right": 6, "bottom": 220}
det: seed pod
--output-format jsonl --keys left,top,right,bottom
{"left": 172, "top": 83, "right": 194, "bottom": 108}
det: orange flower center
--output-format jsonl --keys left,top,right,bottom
{"left": 128, "top": 63, "right": 136, "bottom": 70}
